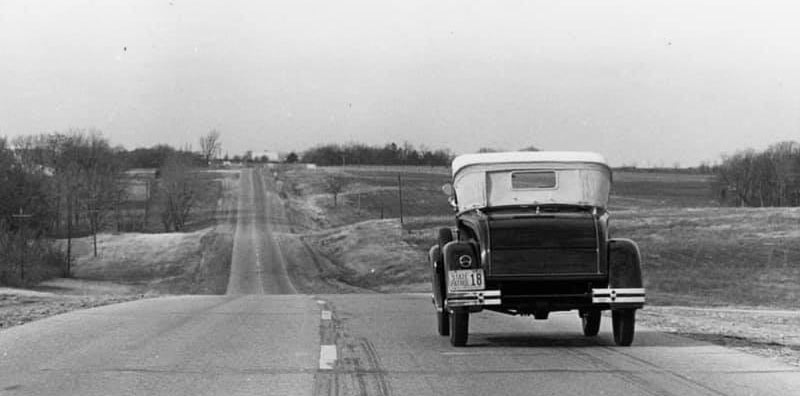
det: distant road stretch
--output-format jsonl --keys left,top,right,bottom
{"left": 227, "top": 167, "right": 296, "bottom": 295}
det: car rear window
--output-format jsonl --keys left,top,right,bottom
{"left": 511, "top": 171, "right": 556, "bottom": 189}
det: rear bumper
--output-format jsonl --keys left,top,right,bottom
{"left": 446, "top": 290, "right": 501, "bottom": 309}
{"left": 591, "top": 288, "right": 646, "bottom": 307}
{"left": 439, "top": 288, "right": 644, "bottom": 312}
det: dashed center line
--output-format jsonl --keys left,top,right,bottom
{"left": 319, "top": 345, "right": 337, "bottom": 370}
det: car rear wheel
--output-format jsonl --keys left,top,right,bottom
{"left": 437, "top": 309, "right": 450, "bottom": 336}
{"left": 449, "top": 310, "right": 469, "bottom": 346}
{"left": 612, "top": 309, "right": 636, "bottom": 346}
{"left": 435, "top": 227, "right": 453, "bottom": 337}
{"left": 581, "top": 310, "right": 601, "bottom": 336}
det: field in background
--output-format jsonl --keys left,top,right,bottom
{"left": 108, "top": 169, "right": 232, "bottom": 235}
{"left": 610, "top": 171, "right": 718, "bottom": 209}
{"left": 280, "top": 165, "right": 800, "bottom": 310}
{"left": 52, "top": 170, "right": 239, "bottom": 296}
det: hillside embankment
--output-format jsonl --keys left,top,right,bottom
{"left": 1, "top": 170, "right": 239, "bottom": 329}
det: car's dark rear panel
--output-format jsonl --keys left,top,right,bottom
{"left": 489, "top": 215, "right": 599, "bottom": 276}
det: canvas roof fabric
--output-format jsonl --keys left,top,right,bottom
{"left": 452, "top": 151, "right": 608, "bottom": 177}
{"left": 449, "top": 151, "right": 612, "bottom": 211}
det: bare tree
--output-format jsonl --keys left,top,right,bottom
{"left": 0, "top": 137, "right": 61, "bottom": 285}
{"left": 80, "top": 135, "right": 121, "bottom": 257}
{"left": 768, "top": 141, "right": 800, "bottom": 206}
{"left": 158, "top": 154, "right": 199, "bottom": 231}
{"left": 324, "top": 173, "right": 348, "bottom": 207}
{"left": 285, "top": 152, "right": 299, "bottom": 163}
{"left": 51, "top": 132, "right": 90, "bottom": 276}
{"left": 717, "top": 142, "right": 800, "bottom": 207}
{"left": 199, "top": 129, "right": 222, "bottom": 165}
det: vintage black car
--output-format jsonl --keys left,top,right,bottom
{"left": 430, "top": 151, "right": 645, "bottom": 346}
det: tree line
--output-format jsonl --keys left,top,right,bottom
{"left": 301, "top": 142, "right": 454, "bottom": 166}
{"left": 0, "top": 129, "right": 217, "bottom": 286}
{"left": 717, "top": 141, "right": 800, "bottom": 207}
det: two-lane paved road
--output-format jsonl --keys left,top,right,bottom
{"left": 227, "top": 168, "right": 296, "bottom": 295}
{"left": 4, "top": 293, "right": 799, "bottom": 395}
{"left": 1, "top": 168, "right": 799, "bottom": 395}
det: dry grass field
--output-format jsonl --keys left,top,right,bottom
{"left": 111, "top": 169, "right": 232, "bottom": 234}
{"left": 615, "top": 207, "right": 800, "bottom": 309}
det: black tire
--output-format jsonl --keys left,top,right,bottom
{"left": 612, "top": 309, "right": 636, "bottom": 346}
{"left": 449, "top": 310, "right": 469, "bottom": 346}
{"left": 437, "top": 309, "right": 450, "bottom": 336}
{"left": 582, "top": 310, "right": 601, "bottom": 337}
{"left": 435, "top": 227, "right": 454, "bottom": 336}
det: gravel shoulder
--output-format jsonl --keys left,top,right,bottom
{"left": 0, "top": 286, "right": 152, "bottom": 330}
{"left": 638, "top": 306, "right": 800, "bottom": 367}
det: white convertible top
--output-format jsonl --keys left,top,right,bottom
{"left": 449, "top": 151, "right": 612, "bottom": 211}
{"left": 452, "top": 151, "right": 608, "bottom": 177}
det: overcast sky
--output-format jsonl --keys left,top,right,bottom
{"left": 1, "top": 0, "right": 799, "bottom": 166}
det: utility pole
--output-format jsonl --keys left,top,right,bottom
{"left": 12, "top": 207, "right": 32, "bottom": 283}
{"left": 66, "top": 200, "right": 72, "bottom": 278}
{"left": 397, "top": 174, "right": 404, "bottom": 225}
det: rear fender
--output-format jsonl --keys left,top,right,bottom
{"left": 442, "top": 241, "right": 501, "bottom": 310}
{"left": 442, "top": 241, "right": 479, "bottom": 272}
{"left": 593, "top": 238, "right": 645, "bottom": 307}
{"left": 429, "top": 245, "right": 442, "bottom": 272}
{"left": 607, "top": 238, "right": 643, "bottom": 288}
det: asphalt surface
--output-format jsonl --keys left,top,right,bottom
{"left": 227, "top": 168, "right": 296, "bottom": 295}
{"left": 317, "top": 294, "right": 800, "bottom": 396}
{"left": 1, "top": 167, "right": 799, "bottom": 395}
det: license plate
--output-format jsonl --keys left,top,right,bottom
{"left": 448, "top": 269, "right": 485, "bottom": 291}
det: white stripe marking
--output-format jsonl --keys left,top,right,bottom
{"left": 321, "top": 310, "right": 332, "bottom": 320}
{"left": 319, "top": 345, "right": 337, "bottom": 369}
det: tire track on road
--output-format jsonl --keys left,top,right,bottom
{"left": 313, "top": 301, "right": 392, "bottom": 396}
{"left": 560, "top": 343, "right": 728, "bottom": 396}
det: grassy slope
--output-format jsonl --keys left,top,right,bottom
{"left": 616, "top": 208, "right": 800, "bottom": 308}
{"left": 57, "top": 170, "right": 239, "bottom": 295}
{"left": 2, "top": 170, "right": 237, "bottom": 330}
